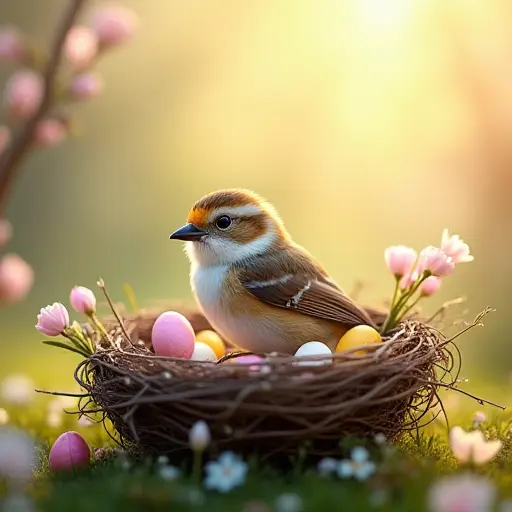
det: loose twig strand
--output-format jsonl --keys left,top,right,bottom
{"left": 0, "top": 0, "right": 88, "bottom": 215}
{"left": 71, "top": 306, "right": 502, "bottom": 461}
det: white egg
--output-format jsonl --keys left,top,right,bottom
{"left": 294, "top": 341, "right": 332, "bottom": 366}
{"left": 190, "top": 342, "right": 218, "bottom": 362}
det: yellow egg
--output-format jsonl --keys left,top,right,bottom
{"left": 195, "top": 330, "right": 225, "bottom": 358}
{"left": 335, "top": 325, "right": 382, "bottom": 356}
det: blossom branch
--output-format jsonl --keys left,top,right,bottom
{"left": 0, "top": 0, "right": 87, "bottom": 216}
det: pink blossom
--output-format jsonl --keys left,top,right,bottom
{"left": 0, "top": 126, "right": 11, "bottom": 156}
{"left": 34, "top": 119, "right": 67, "bottom": 148}
{"left": 91, "top": 6, "right": 138, "bottom": 47}
{"left": 0, "top": 218, "right": 12, "bottom": 248}
{"left": 399, "top": 270, "right": 418, "bottom": 290}
{"left": 472, "top": 411, "right": 487, "bottom": 427}
{"left": 70, "top": 72, "right": 103, "bottom": 100}
{"left": 35, "top": 302, "right": 70, "bottom": 336}
{"left": 428, "top": 473, "right": 496, "bottom": 512}
{"left": 3, "top": 70, "right": 43, "bottom": 117}
{"left": 420, "top": 276, "right": 441, "bottom": 296}
{"left": 449, "top": 426, "right": 502, "bottom": 465}
{"left": 441, "top": 229, "right": 474, "bottom": 264}
{"left": 64, "top": 26, "right": 98, "bottom": 69}
{"left": 384, "top": 245, "right": 417, "bottom": 277}
{"left": 417, "top": 246, "right": 455, "bottom": 277}
{"left": 0, "top": 254, "right": 34, "bottom": 304}
{"left": 0, "top": 27, "right": 25, "bottom": 62}
{"left": 70, "top": 286, "right": 96, "bottom": 314}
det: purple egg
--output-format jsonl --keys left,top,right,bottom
{"left": 49, "top": 431, "right": 90, "bottom": 471}
{"left": 151, "top": 311, "right": 195, "bottom": 358}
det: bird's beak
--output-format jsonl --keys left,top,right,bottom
{"left": 169, "top": 223, "right": 206, "bottom": 242}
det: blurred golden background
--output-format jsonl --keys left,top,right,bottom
{"left": 0, "top": 0, "right": 511, "bottom": 407}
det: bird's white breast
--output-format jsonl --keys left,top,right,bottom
{"left": 190, "top": 262, "right": 283, "bottom": 352}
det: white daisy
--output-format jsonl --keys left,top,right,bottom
{"left": 275, "top": 492, "right": 303, "bottom": 512}
{"left": 204, "top": 451, "right": 248, "bottom": 493}
{"left": 159, "top": 465, "right": 181, "bottom": 481}
{"left": 337, "top": 446, "right": 376, "bottom": 481}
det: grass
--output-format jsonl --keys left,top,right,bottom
{"left": 1, "top": 396, "right": 511, "bottom": 512}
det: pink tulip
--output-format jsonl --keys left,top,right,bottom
{"left": 384, "top": 245, "right": 417, "bottom": 277}
{"left": 0, "top": 27, "right": 25, "bottom": 62}
{"left": 0, "top": 218, "right": 12, "bottom": 248}
{"left": 0, "top": 254, "right": 34, "bottom": 304}
{"left": 428, "top": 473, "right": 496, "bottom": 512}
{"left": 0, "top": 126, "right": 11, "bottom": 156}
{"left": 49, "top": 431, "right": 91, "bottom": 471}
{"left": 420, "top": 276, "right": 441, "bottom": 296}
{"left": 70, "top": 286, "right": 96, "bottom": 314}
{"left": 34, "top": 119, "right": 67, "bottom": 148}
{"left": 3, "top": 70, "right": 43, "bottom": 118}
{"left": 70, "top": 72, "right": 103, "bottom": 100}
{"left": 417, "top": 246, "right": 454, "bottom": 277}
{"left": 91, "top": 6, "right": 138, "bottom": 47}
{"left": 64, "top": 26, "right": 98, "bottom": 69}
{"left": 441, "top": 229, "right": 474, "bottom": 264}
{"left": 36, "top": 302, "right": 70, "bottom": 336}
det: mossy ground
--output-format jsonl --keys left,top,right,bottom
{"left": 1, "top": 398, "right": 511, "bottom": 512}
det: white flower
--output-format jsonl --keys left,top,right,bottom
{"left": 275, "top": 493, "right": 303, "bottom": 512}
{"left": 0, "top": 408, "right": 9, "bottom": 425}
{"left": 156, "top": 455, "right": 169, "bottom": 465}
{"left": 337, "top": 447, "right": 376, "bottom": 481}
{"left": 0, "top": 427, "right": 36, "bottom": 484}
{"left": 159, "top": 465, "right": 181, "bottom": 481}
{"left": 317, "top": 457, "right": 338, "bottom": 476}
{"left": 46, "top": 411, "right": 62, "bottom": 428}
{"left": 204, "top": 451, "right": 248, "bottom": 493}
{"left": 189, "top": 420, "right": 211, "bottom": 451}
{"left": 77, "top": 416, "right": 93, "bottom": 427}
{"left": 449, "top": 426, "right": 502, "bottom": 465}
{"left": 428, "top": 473, "right": 496, "bottom": 512}
{"left": 1, "top": 374, "right": 35, "bottom": 405}
{"left": 374, "top": 433, "right": 386, "bottom": 445}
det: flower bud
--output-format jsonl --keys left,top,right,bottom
{"left": 91, "top": 6, "right": 138, "bottom": 47}
{"left": 0, "top": 27, "right": 25, "bottom": 62}
{"left": 64, "top": 26, "right": 98, "bottom": 69}
{"left": 36, "top": 302, "right": 70, "bottom": 336}
{"left": 3, "top": 70, "right": 43, "bottom": 118}
{"left": 70, "top": 72, "right": 103, "bottom": 100}
{"left": 189, "top": 420, "right": 211, "bottom": 451}
{"left": 420, "top": 276, "right": 441, "bottom": 297}
{"left": 0, "top": 254, "right": 34, "bottom": 304}
{"left": 70, "top": 286, "right": 97, "bottom": 315}
{"left": 34, "top": 118, "right": 67, "bottom": 148}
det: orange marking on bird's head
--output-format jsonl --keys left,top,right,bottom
{"left": 187, "top": 207, "right": 209, "bottom": 227}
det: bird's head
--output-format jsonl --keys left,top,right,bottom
{"left": 170, "top": 189, "right": 290, "bottom": 266}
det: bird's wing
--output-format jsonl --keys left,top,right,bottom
{"left": 239, "top": 247, "right": 375, "bottom": 327}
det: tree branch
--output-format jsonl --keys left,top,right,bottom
{"left": 0, "top": 0, "right": 88, "bottom": 216}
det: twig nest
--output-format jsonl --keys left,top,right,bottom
{"left": 75, "top": 306, "right": 495, "bottom": 460}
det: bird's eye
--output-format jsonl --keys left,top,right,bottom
{"left": 215, "top": 215, "right": 232, "bottom": 230}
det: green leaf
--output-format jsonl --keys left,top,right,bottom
{"left": 42, "top": 340, "right": 90, "bottom": 357}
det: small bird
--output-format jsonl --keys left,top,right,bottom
{"left": 170, "top": 189, "right": 375, "bottom": 354}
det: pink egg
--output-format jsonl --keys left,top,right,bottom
{"left": 151, "top": 311, "right": 195, "bottom": 358}
{"left": 49, "top": 431, "right": 90, "bottom": 471}
{"left": 231, "top": 355, "right": 262, "bottom": 365}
